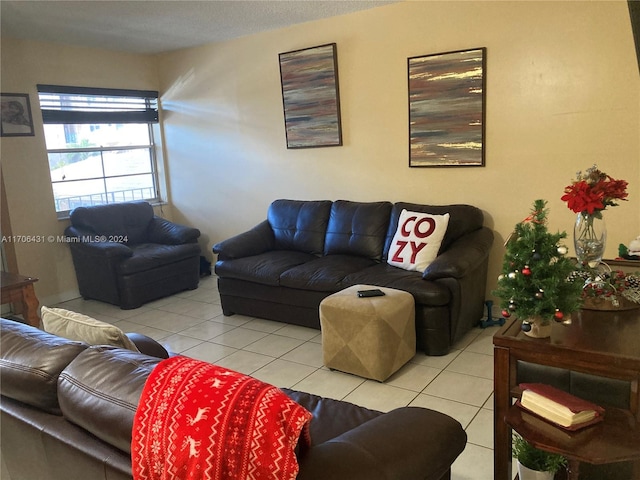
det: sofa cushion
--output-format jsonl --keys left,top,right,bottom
{"left": 216, "top": 251, "right": 317, "bottom": 286}
{"left": 324, "top": 201, "right": 392, "bottom": 260}
{"left": 343, "top": 264, "right": 451, "bottom": 305}
{"left": 117, "top": 242, "right": 201, "bottom": 275}
{"left": 268, "top": 199, "right": 332, "bottom": 254}
{"left": 383, "top": 203, "right": 484, "bottom": 260}
{"left": 57, "top": 345, "right": 160, "bottom": 454}
{"left": 282, "top": 388, "right": 381, "bottom": 444}
{"left": 0, "top": 318, "right": 87, "bottom": 414}
{"left": 69, "top": 201, "right": 154, "bottom": 245}
{"left": 41, "top": 306, "right": 139, "bottom": 352}
{"left": 387, "top": 210, "right": 450, "bottom": 272}
{"left": 280, "top": 255, "right": 377, "bottom": 292}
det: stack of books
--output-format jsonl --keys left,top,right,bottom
{"left": 517, "top": 383, "right": 605, "bottom": 430}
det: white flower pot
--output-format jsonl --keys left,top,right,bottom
{"left": 517, "top": 460, "right": 555, "bottom": 480}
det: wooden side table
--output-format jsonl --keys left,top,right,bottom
{"left": 493, "top": 309, "right": 640, "bottom": 480}
{"left": 1, "top": 272, "right": 40, "bottom": 327}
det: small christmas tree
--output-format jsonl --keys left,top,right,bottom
{"left": 493, "top": 199, "right": 583, "bottom": 331}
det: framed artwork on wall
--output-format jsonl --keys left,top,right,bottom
{"left": 408, "top": 47, "right": 486, "bottom": 167}
{"left": 1, "top": 93, "right": 35, "bottom": 137}
{"left": 279, "top": 43, "right": 342, "bottom": 149}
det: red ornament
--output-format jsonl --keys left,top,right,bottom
{"left": 554, "top": 310, "right": 564, "bottom": 321}
{"left": 502, "top": 309, "right": 511, "bottom": 318}
{"left": 522, "top": 266, "right": 532, "bottom": 276}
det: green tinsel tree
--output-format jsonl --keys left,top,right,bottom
{"left": 493, "top": 199, "right": 583, "bottom": 329}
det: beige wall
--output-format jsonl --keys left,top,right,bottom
{"left": 1, "top": 0, "right": 639, "bottom": 308}
{"left": 158, "top": 1, "right": 639, "bottom": 300}
{"left": 0, "top": 38, "right": 161, "bottom": 305}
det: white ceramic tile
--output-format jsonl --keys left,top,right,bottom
{"left": 251, "top": 359, "right": 317, "bottom": 388}
{"left": 451, "top": 327, "right": 483, "bottom": 351}
{"left": 126, "top": 310, "right": 204, "bottom": 333}
{"left": 343, "top": 381, "right": 418, "bottom": 412}
{"left": 450, "top": 442, "right": 494, "bottom": 480}
{"left": 181, "top": 302, "right": 224, "bottom": 320}
{"left": 242, "top": 318, "right": 288, "bottom": 334}
{"left": 280, "top": 341, "right": 324, "bottom": 368}
{"left": 242, "top": 334, "right": 304, "bottom": 358}
{"left": 214, "top": 350, "right": 274, "bottom": 375}
{"left": 409, "top": 348, "right": 461, "bottom": 370}
{"left": 445, "top": 351, "right": 494, "bottom": 380}
{"left": 155, "top": 298, "right": 203, "bottom": 314}
{"left": 182, "top": 341, "right": 237, "bottom": 364}
{"left": 112, "top": 320, "right": 172, "bottom": 341}
{"left": 178, "top": 320, "right": 236, "bottom": 340}
{"left": 483, "top": 392, "right": 494, "bottom": 411}
{"left": 210, "top": 327, "right": 269, "bottom": 349}
{"left": 184, "top": 290, "right": 220, "bottom": 304}
{"left": 465, "top": 327, "right": 499, "bottom": 355}
{"left": 409, "top": 394, "right": 480, "bottom": 429}
{"left": 465, "top": 408, "right": 494, "bottom": 449}
{"left": 385, "top": 362, "right": 441, "bottom": 392}
{"left": 160, "top": 333, "right": 204, "bottom": 353}
{"left": 292, "top": 368, "right": 365, "bottom": 400}
{"left": 273, "top": 324, "right": 319, "bottom": 341}
{"left": 210, "top": 313, "right": 252, "bottom": 327}
{"left": 422, "top": 371, "right": 493, "bottom": 407}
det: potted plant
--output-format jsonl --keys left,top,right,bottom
{"left": 512, "top": 433, "right": 566, "bottom": 480}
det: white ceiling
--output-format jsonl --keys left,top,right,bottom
{"left": 0, "top": 0, "right": 397, "bottom": 54}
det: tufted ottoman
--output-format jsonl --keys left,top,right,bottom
{"left": 319, "top": 284, "right": 416, "bottom": 381}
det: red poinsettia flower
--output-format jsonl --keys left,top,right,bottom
{"left": 561, "top": 165, "right": 628, "bottom": 214}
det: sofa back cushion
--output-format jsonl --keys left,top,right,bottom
{"left": 69, "top": 201, "right": 154, "bottom": 245}
{"left": 0, "top": 318, "right": 87, "bottom": 414}
{"left": 57, "top": 346, "right": 160, "bottom": 454}
{"left": 324, "top": 201, "right": 392, "bottom": 261}
{"left": 383, "top": 203, "right": 484, "bottom": 260}
{"left": 268, "top": 199, "right": 332, "bottom": 255}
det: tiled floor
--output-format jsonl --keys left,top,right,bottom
{"left": 52, "top": 275, "right": 500, "bottom": 479}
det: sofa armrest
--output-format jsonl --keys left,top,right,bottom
{"left": 65, "top": 226, "right": 133, "bottom": 259}
{"left": 147, "top": 217, "right": 200, "bottom": 245}
{"left": 125, "top": 333, "right": 170, "bottom": 359}
{"left": 212, "top": 220, "right": 275, "bottom": 260}
{"left": 423, "top": 227, "right": 494, "bottom": 280}
{"left": 297, "top": 407, "right": 466, "bottom": 480}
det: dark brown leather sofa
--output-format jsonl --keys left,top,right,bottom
{"left": 0, "top": 319, "right": 467, "bottom": 480}
{"left": 214, "top": 199, "right": 494, "bottom": 355}
{"left": 64, "top": 201, "right": 201, "bottom": 309}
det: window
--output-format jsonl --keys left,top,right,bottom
{"left": 37, "top": 85, "right": 161, "bottom": 216}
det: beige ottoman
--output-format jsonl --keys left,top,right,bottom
{"left": 319, "top": 284, "right": 416, "bottom": 382}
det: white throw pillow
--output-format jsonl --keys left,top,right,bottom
{"left": 387, "top": 210, "right": 450, "bottom": 272}
{"left": 41, "top": 306, "right": 139, "bottom": 352}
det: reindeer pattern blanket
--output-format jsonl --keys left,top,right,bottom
{"left": 132, "top": 356, "right": 312, "bottom": 480}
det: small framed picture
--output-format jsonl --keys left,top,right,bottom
{"left": 1, "top": 93, "right": 35, "bottom": 137}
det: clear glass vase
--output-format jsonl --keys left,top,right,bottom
{"left": 574, "top": 212, "right": 606, "bottom": 268}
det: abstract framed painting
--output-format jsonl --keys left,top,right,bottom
{"left": 408, "top": 48, "right": 486, "bottom": 167}
{"left": 1, "top": 93, "right": 35, "bottom": 137}
{"left": 279, "top": 43, "right": 342, "bottom": 149}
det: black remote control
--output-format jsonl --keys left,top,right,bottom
{"left": 357, "top": 289, "right": 385, "bottom": 298}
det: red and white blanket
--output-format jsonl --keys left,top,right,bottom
{"left": 132, "top": 356, "right": 312, "bottom": 480}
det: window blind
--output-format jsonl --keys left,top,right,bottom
{"left": 37, "top": 85, "right": 159, "bottom": 124}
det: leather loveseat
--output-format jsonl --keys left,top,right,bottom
{"left": 65, "top": 201, "right": 201, "bottom": 309}
{"left": 0, "top": 318, "right": 467, "bottom": 480}
{"left": 213, "top": 199, "right": 494, "bottom": 355}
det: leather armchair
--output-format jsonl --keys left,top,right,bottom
{"left": 65, "top": 201, "right": 201, "bottom": 309}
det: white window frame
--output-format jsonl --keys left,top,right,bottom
{"left": 37, "top": 85, "right": 162, "bottom": 218}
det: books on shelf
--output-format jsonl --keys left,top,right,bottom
{"left": 517, "top": 383, "right": 605, "bottom": 430}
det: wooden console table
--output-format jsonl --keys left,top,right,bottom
{"left": 494, "top": 309, "right": 640, "bottom": 480}
{"left": 1, "top": 272, "right": 40, "bottom": 328}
